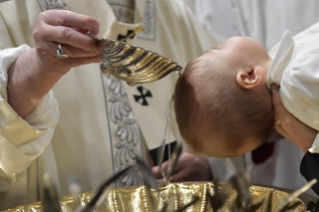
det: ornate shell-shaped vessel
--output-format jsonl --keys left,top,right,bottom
{"left": 88, "top": 32, "right": 183, "bottom": 86}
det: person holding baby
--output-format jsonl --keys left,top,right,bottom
{"left": 174, "top": 21, "right": 319, "bottom": 195}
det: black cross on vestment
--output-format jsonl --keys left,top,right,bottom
{"left": 134, "top": 86, "right": 153, "bottom": 106}
{"left": 117, "top": 30, "right": 136, "bottom": 42}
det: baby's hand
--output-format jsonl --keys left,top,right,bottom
{"left": 270, "top": 84, "right": 317, "bottom": 153}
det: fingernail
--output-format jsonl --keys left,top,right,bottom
{"left": 270, "top": 84, "right": 278, "bottom": 94}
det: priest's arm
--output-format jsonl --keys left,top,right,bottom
{"left": 0, "top": 10, "right": 100, "bottom": 175}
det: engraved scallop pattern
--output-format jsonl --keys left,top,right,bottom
{"left": 97, "top": 39, "right": 183, "bottom": 86}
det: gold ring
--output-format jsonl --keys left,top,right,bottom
{"left": 56, "top": 43, "right": 69, "bottom": 59}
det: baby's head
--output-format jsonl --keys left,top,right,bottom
{"left": 174, "top": 36, "right": 275, "bottom": 157}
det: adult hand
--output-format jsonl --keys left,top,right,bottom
{"left": 152, "top": 148, "right": 212, "bottom": 182}
{"left": 33, "top": 10, "right": 100, "bottom": 75}
{"left": 271, "top": 84, "right": 317, "bottom": 153}
{"left": 8, "top": 10, "right": 100, "bottom": 118}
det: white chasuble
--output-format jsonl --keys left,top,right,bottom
{"left": 0, "top": 0, "right": 145, "bottom": 209}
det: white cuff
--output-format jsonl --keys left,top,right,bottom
{"left": 0, "top": 45, "right": 60, "bottom": 174}
{"left": 308, "top": 133, "right": 319, "bottom": 154}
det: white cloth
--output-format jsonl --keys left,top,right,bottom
{"left": 0, "top": 44, "right": 59, "bottom": 177}
{"left": 0, "top": 44, "right": 60, "bottom": 208}
{"left": 266, "top": 22, "right": 319, "bottom": 153}
{"left": 0, "top": 0, "right": 219, "bottom": 209}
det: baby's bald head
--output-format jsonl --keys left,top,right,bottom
{"left": 174, "top": 55, "right": 274, "bottom": 157}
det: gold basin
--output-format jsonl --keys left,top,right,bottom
{"left": 1, "top": 182, "right": 307, "bottom": 212}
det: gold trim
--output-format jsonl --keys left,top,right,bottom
{"left": 2, "top": 182, "right": 306, "bottom": 212}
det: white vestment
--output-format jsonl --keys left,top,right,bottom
{"left": 0, "top": 0, "right": 218, "bottom": 209}
{"left": 267, "top": 22, "right": 319, "bottom": 153}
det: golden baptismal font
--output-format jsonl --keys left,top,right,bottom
{"left": 2, "top": 155, "right": 316, "bottom": 212}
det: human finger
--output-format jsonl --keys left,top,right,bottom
{"left": 40, "top": 10, "right": 100, "bottom": 35}
{"left": 58, "top": 55, "right": 100, "bottom": 69}
{"left": 151, "top": 165, "right": 162, "bottom": 178}
{"left": 174, "top": 153, "right": 189, "bottom": 172}
{"left": 152, "top": 160, "right": 169, "bottom": 179}
{"left": 43, "top": 42, "right": 98, "bottom": 58}
{"left": 43, "top": 25, "right": 98, "bottom": 53}
{"left": 152, "top": 149, "right": 190, "bottom": 179}
{"left": 165, "top": 151, "right": 189, "bottom": 174}
{"left": 170, "top": 169, "right": 190, "bottom": 182}
{"left": 71, "top": 28, "right": 92, "bottom": 35}
{"left": 59, "top": 44, "right": 99, "bottom": 58}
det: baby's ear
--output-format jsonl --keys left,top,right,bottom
{"left": 236, "top": 66, "right": 264, "bottom": 90}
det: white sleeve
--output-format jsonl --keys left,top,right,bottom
{"left": 0, "top": 45, "right": 59, "bottom": 175}
{"left": 280, "top": 54, "right": 319, "bottom": 153}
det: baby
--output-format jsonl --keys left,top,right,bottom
{"left": 174, "top": 22, "right": 319, "bottom": 157}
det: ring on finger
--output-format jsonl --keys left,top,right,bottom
{"left": 56, "top": 43, "right": 69, "bottom": 59}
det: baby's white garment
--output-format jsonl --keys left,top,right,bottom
{"left": 267, "top": 22, "right": 319, "bottom": 153}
